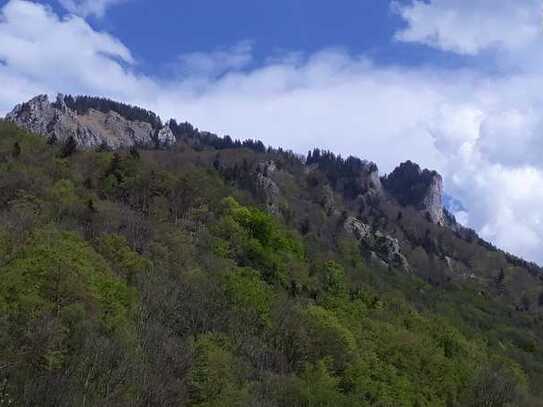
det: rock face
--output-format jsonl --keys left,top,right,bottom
{"left": 383, "top": 161, "right": 444, "bottom": 225}
{"left": 373, "top": 231, "right": 409, "bottom": 271}
{"left": 344, "top": 216, "right": 410, "bottom": 271}
{"left": 5, "top": 94, "right": 175, "bottom": 149}
{"left": 255, "top": 161, "right": 282, "bottom": 215}
{"left": 341, "top": 161, "right": 383, "bottom": 199}
{"left": 344, "top": 216, "right": 372, "bottom": 241}
{"left": 157, "top": 121, "right": 176, "bottom": 147}
{"left": 364, "top": 163, "right": 383, "bottom": 197}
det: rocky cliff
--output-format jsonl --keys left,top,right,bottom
{"left": 344, "top": 216, "right": 410, "bottom": 271}
{"left": 254, "top": 160, "right": 282, "bottom": 215}
{"left": 5, "top": 94, "right": 175, "bottom": 149}
{"left": 383, "top": 160, "right": 445, "bottom": 225}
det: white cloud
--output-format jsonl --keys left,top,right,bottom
{"left": 175, "top": 41, "right": 254, "bottom": 79}
{"left": 393, "top": 0, "right": 542, "bottom": 55}
{"left": 58, "top": 0, "right": 127, "bottom": 18}
{"left": 478, "top": 109, "right": 543, "bottom": 168}
{"left": 0, "top": 0, "right": 154, "bottom": 101}
{"left": 2, "top": 0, "right": 543, "bottom": 264}
{"left": 443, "top": 157, "right": 543, "bottom": 262}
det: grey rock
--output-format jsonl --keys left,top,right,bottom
{"left": 373, "top": 231, "right": 410, "bottom": 271}
{"left": 383, "top": 160, "right": 444, "bottom": 225}
{"left": 365, "top": 164, "right": 383, "bottom": 196}
{"left": 5, "top": 94, "right": 173, "bottom": 150}
{"left": 255, "top": 160, "right": 281, "bottom": 215}
{"left": 344, "top": 216, "right": 372, "bottom": 240}
{"left": 423, "top": 173, "right": 444, "bottom": 225}
{"left": 344, "top": 217, "right": 410, "bottom": 272}
{"left": 157, "top": 121, "right": 176, "bottom": 147}
{"left": 6, "top": 94, "right": 60, "bottom": 136}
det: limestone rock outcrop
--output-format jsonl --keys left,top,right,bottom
{"left": 5, "top": 94, "right": 176, "bottom": 149}
{"left": 255, "top": 161, "right": 282, "bottom": 215}
{"left": 383, "top": 161, "right": 444, "bottom": 225}
{"left": 344, "top": 216, "right": 410, "bottom": 271}
{"left": 344, "top": 216, "right": 372, "bottom": 241}
{"left": 157, "top": 121, "right": 176, "bottom": 147}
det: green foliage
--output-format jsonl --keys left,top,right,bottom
{"left": 318, "top": 260, "right": 348, "bottom": 301}
{"left": 223, "top": 267, "right": 274, "bottom": 327}
{"left": 301, "top": 305, "right": 357, "bottom": 372}
{"left": 214, "top": 197, "right": 304, "bottom": 285}
{"left": 0, "top": 227, "right": 11, "bottom": 262}
{"left": 97, "top": 234, "right": 151, "bottom": 281}
{"left": 0, "top": 123, "right": 539, "bottom": 406}
{"left": 189, "top": 334, "right": 249, "bottom": 407}
{"left": 49, "top": 179, "right": 80, "bottom": 218}
{"left": 457, "top": 359, "right": 529, "bottom": 406}
{"left": 49, "top": 179, "right": 78, "bottom": 206}
{"left": 294, "top": 361, "right": 350, "bottom": 406}
{"left": 0, "top": 228, "right": 136, "bottom": 332}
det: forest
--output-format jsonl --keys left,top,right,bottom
{"left": 1, "top": 119, "right": 542, "bottom": 406}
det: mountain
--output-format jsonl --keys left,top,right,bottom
{"left": 6, "top": 94, "right": 175, "bottom": 149}
{"left": 1, "top": 94, "right": 543, "bottom": 406}
{"left": 382, "top": 160, "right": 445, "bottom": 225}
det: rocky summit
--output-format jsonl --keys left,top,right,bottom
{"left": 383, "top": 160, "right": 445, "bottom": 225}
{"left": 6, "top": 94, "right": 176, "bottom": 149}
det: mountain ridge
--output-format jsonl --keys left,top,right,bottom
{"left": 2, "top": 97, "right": 543, "bottom": 404}
{"left": 5, "top": 93, "right": 542, "bottom": 282}
{"left": 6, "top": 94, "right": 175, "bottom": 149}
{"left": 6, "top": 94, "right": 448, "bottom": 227}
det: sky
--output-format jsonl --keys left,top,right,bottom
{"left": 0, "top": 0, "right": 543, "bottom": 264}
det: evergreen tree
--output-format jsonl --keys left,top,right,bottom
{"left": 12, "top": 142, "right": 21, "bottom": 158}
{"left": 60, "top": 136, "right": 77, "bottom": 158}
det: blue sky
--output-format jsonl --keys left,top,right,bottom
{"left": 103, "top": 0, "right": 401, "bottom": 68}
{"left": 1, "top": 0, "right": 543, "bottom": 264}
{"left": 98, "top": 0, "right": 466, "bottom": 72}
{"left": 13, "top": 0, "right": 469, "bottom": 75}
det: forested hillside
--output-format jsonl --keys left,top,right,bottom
{"left": 1, "top": 116, "right": 543, "bottom": 406}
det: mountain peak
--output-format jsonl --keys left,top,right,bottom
{"left": 5, "top": 94, "right": 174, "bottom": 149}
{"left": 383, "top": 160, "right": 444, "bottom": 225}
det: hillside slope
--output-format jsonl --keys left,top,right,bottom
{"left": 1, "top": 96, "right": 543, "bottom": 406}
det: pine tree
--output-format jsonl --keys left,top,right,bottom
{"left": 12, "top": 142, "right": 21, "bottom": 158}
{"left": 60, "top": 136, "right": 77, "bottom": 158}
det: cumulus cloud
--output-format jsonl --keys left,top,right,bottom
{"left": 394, "top": 0, "right": 543, "bottom": 262}
{"left": 393, "top": 0, "right": 542, "bottom": 55}
{"left": 1, "top": 0, "right": 543, "bottom": 264}
{"left": 58, "top": 0, "right": 127, "bottom": 18}
{"left": 442, "top": 156, "right": 543, "bottom": 262}
{"left": 478, "top": 109, "right": 543, "bottom": 168}
{"left": 0, "top": 0, "right": 155, "bottom": 103}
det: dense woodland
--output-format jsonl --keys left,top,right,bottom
{"left": 1, "top": 118, "right": 543, "bottom": 406}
